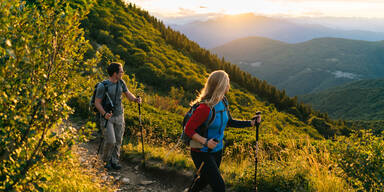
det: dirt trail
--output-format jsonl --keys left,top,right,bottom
{"left": 76, "top": 139, "right": 192, "bottom": 192}
{"left": 71, "top": 118, "right": 213, "bottom": 192}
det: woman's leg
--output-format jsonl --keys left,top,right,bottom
{"left": 191, "top": 151, "right": 225, "bottom": 192}
{"left": 190, "top": 151, "right": 209, "bottom": 192}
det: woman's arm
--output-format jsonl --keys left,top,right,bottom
{"left": 185, "top": 104, "right": 220, "bottom": 149}
{"left": 227, "top": 112, "right": 252, "bottom": 128}
{"left": 185, "top": 104, "right": 210, "bottom": 139}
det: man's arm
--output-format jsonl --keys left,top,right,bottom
{"left": 123, "top": 90, "right": 140, "bottom": 103}
{"left": 95, "top": 97, "right": 112, "bottom": 119}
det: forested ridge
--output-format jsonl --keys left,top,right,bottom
{"left": 300, "top": 79, "right": 384, "bottom": 121}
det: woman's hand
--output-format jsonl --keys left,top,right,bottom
{"left": 251, "top": 115, "right": 262, "bottom": 126}
{"left": 206, "top": 138, "right": 218, "bottom": 149}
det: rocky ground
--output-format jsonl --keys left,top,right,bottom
{"left": 75, "top": 139, "right": 194, "bottom": 192}
{"left": 70, "top": 118, "right": 213, "bottom": 192}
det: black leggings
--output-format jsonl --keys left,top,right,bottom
{"left": 190, "top": 150, "right": 225, "bottom": 192}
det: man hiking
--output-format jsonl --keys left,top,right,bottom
{"left": 94, "top": 62, "right": 141, "bottom": 170}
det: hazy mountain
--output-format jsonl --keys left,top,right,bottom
{"left": 212, "top": 37, "right": 384, "bottom": 96}
{"left": 172, "top": 13, "right": 384, "bottom": 48}
{"left": 288, "top": 17, "right": 384, "bottom": 33}
{"left": 299, "top": 79, "right": 384, "bottom": 120}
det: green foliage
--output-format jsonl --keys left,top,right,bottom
{"left": 300, "top": 79, "right": 384, "bottom": 121}
{"left": 345, "top": 120, "right": 384, "bottom": 136}
{"left": 330, "top": 130, "right": 384, "bottom": 191}
{"left": 0, "top": 0, "right": 95, "bottom": 190}
{"left": 308, "top": 116, "right": 340, "bottom": 139}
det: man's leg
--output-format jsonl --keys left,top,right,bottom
{"left": 100, "top": 116, "right": 116, "bottom": 164}
{"left": 111, "top": 114, "right": 125, "bottom": 167}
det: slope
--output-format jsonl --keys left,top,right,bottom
{"left": 299, "top": 79, "right": 384, "bottom": 120}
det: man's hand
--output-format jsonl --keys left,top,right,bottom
{"left": 136, "top": 97, "right": 142, "bottom": 104}
{"left": 104, "top": 112, "right": 113, "bottom": 120}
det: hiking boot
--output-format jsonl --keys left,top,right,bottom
{"left": 111, "top": 162, "right": 122, "bottom": 170}
{"left": 104, "top": 161, "right": 113, "bottom": 171}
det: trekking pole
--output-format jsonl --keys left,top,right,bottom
{"left": 97, "top": 110, "right": 112, "bottom": 155}
{"left": 254, "top": 111, "right": 261, "bottom": 192}
{"left": 138, "top": 96, "right": 145, "bottom": 167}
{"left": 97, "top": 93, "right": 115, "bottom": 155}
{"left": 96, "top": 117, "right": 108, "bottom": 155}
{"left": 187, "top": 162, "right": 205, "bottom": 192}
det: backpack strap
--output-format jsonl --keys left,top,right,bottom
{"left": 207, "top": 107, "right": 216, "bottom": 126}
{"left": 222, "top": 96, "right": 232, "bottom": 120}
{"left": 101, "top": 80, "right": 109, "bottom": 93}
{"left": 222, "top": 96, "right": 229, "bottom": 109}
{"left": 112, "top": 80, "right": 119, "bottom": 106}
{"left": 200, "top": 103, "right": 216, "bottom": 138}
{"left": 204, "top": 98, "right": 228, "bottom": 128}
{"left": 102, "top": 80, "right": 123, "bottom": 106}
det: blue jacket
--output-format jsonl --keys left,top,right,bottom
{"left": 201, "top": 100, "right": 251, "bottom": 152}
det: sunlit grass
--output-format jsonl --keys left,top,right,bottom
{"left": 122, "top": 142, "right": 195, "bottom": 170}
{"left": 121, "top": 137, "right": 354, "bottom": 191}
{"left": 34, "top": 146, "right": 117, "bottom": 192}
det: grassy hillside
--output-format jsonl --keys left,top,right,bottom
{"left": 299, "top": 79, "right": 384, "bottom": 120}
{"left": 212, "top": 37, "right": 384, "bottom": 96}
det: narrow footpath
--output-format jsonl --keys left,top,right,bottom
{"left": 71, "top": 119, "right": 213, "bottom": 192}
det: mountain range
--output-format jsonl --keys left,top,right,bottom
{"left": 172, "top": 13, "right": 384, "bottom": 48}
{"left": 212, "top": 36, "right": 384, "bottom": 96}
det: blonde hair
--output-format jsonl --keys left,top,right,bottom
{"left": 191, "top": 70, "right": 230, "bottom": 107}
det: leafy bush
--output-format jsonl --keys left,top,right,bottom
{"left": 0, "top": 0, "right": 95, "bottom": 190}
{"left": 330, "top": 130, "right": 384, "bottom": 191}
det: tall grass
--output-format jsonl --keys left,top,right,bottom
{"left": 35, "top": 146, "right": 116, "bottom": 192}
{"left": 121, "top": 135, "right": 354, "bottom": 191}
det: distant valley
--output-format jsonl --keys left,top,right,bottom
{"left": 212, "top": 36, "right": 384, "bottom": 96}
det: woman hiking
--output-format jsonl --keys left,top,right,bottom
{"left": 185, "top": 70, "right": 261, "bottom": 192}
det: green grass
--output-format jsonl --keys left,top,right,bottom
{"left": 121, "top": 135, "right": 354, "bottom": 191}
{"left": 34, "top": 146, "right": 116, "bottom": 192}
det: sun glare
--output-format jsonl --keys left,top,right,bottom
{"left": 128, "top": 0, "right": 384, "bottom": 18}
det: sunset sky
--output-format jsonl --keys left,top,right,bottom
{"left": 128, "top": 0, "right": 384, "bottom": 19}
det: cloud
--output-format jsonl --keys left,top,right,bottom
{"left": 159, "top": 12, "right": 226, "bottom": 25}
{"left": 177, "top": 8, "right": 197, "bottom": 16}
{"left": 301, "top": 11, "right": 325, "bottom": 17}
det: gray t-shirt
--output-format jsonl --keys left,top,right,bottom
{"left": 95, "top": 79, "right": 128, "bottom": 116}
